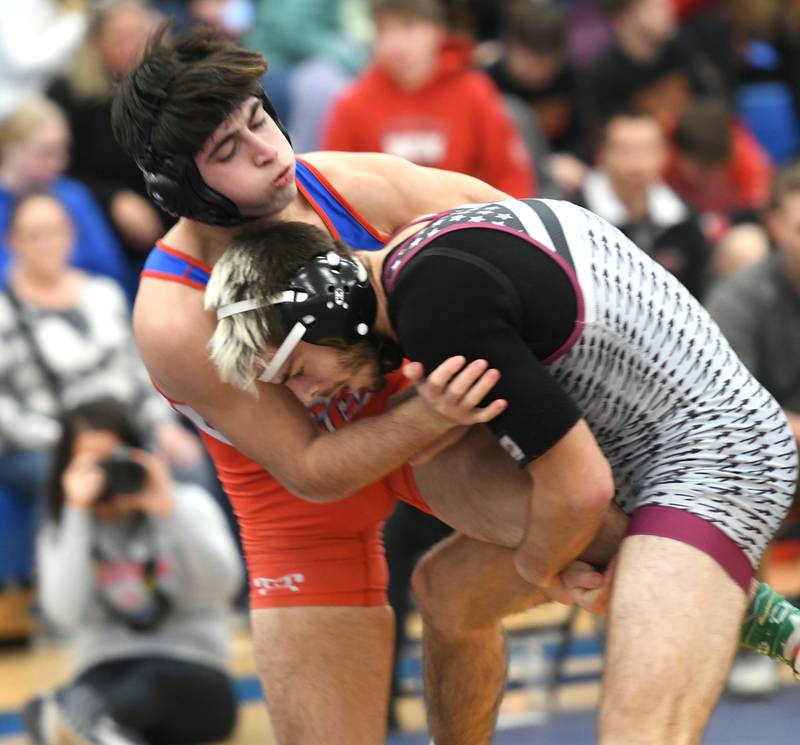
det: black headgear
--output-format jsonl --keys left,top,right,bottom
{"left": 280, "top": 251, "right": 378, "bottom": 347}
{"left": 216, "top": 251, "right": 403, "bottom": 380}
{"left": 135, "top": 91, "right": 291, "bottom": 227}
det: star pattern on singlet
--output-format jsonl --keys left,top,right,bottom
{"left": 384, "top": 203, "right": 528, "bottom": 290}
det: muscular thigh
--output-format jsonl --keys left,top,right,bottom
{"left": 412, "top": 426, "right": 531, "bottom": 548}
{"left": 600, "top": 534, "right": 747, "bottom": 739}
{"left": 252, "top": 605, "right": 393, "bottom": 745}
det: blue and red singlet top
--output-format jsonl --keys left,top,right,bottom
{"left": 140, "top": 158, "right": 427, "bottom": 554}
{"left": 142, "top": 156, "right": 390, "bottom": 439}
{"left": 142, "top": 158, "right": 385, "bottom": 292}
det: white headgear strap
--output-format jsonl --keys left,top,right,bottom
{"left": 214, "top": 291, "right": 313, "bottom": 383}
{"left": 257, "top": 319, "right": 311, "bottom": 382}
{"left": 215, "top": 291, "right": 306, "bottom": 320}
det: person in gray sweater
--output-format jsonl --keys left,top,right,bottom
{"left": 23, "top": 398, "right": 243, "bottom": 745}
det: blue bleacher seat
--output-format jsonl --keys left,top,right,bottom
{"left": 737, "top": 82, "right": 800, "bottom": 164}
{"left": 0, "top": 487, "right": 35, "bottom": 584}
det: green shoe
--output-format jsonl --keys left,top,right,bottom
{"left": 741, "top": 583, "right": 800, "bottom": 672}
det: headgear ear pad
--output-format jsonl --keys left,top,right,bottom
{"left": 139, "top": 90, "right": 292, "bottom": 227}
{"left": 275, "top": 252, "right": 404, "bottom": 375}
{"left": 279, "top": 252, "right": 378, "bottom": 346}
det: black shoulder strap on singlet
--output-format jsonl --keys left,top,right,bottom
{"left": 523, "top": 199, "right": 575, "bottom": 271}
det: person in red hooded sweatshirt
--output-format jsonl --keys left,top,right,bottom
{"left": 322, "top": 0, "right": 536, "bottom": 199}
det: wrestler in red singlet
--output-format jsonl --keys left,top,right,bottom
{"left": 142, "top": 158, "right": 428, "bottom": 608}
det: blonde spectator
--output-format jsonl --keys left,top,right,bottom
{"left": 0, "top": 97, "right": 132, "bottom": 295}
{"left": 47, "top": 1, "right": 166, "bottom": 268}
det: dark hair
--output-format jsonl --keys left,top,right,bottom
{"left": 767, "top": 160, "right": 800, "bottom": 212}
{"left": 597, "top": 106, "right": 660, "bottom": 146}
{"left": 674, "top": 99, "right": 733, "bottom": 167}
{"left": 371, "top": 0, "right": 445, "bottom": 23}
{"left": 599, "top": 0, "right": 639, "bottom": 18}
{"left": 111, "top": 23, "right": 268, "bottom": 167}
{"left": 501, "top": 1, "right": 567, "bottom": 56}
{"left": 44, "top": 398, "right": 144, "bottom": 525}
{"left": 6, "top": 189, "right": 70, "bottom": 235}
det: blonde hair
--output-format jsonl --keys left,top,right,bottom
{"left": 68, "top": 44, "right": 113, "bottom": 100}
{"left": 0, "top": 98, "right": 69, "bottom": 152}
{"left": 68, "top": 0, "right": 154, "bottom": 99}
{"left": 204, "top": 222, "right": 354, "bottom": 394}
{"left": 205, "top": 246, "right": 275, "bottom": 396}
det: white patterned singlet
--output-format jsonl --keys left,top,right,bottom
{"left": 390, "top": 198, "right": 798, "bottom": 566}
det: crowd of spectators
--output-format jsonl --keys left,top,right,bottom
{"left": 1, "top": 0, "right": 800, "bottom": 736}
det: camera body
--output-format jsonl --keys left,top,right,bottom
{"left": 97, "top": 448, "right": 147, "bottom": 502}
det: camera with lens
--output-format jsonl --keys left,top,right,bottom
{"left": 97, "top": 447, "right": 147, "bottom": 502}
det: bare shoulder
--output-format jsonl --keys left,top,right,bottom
{"left": 301, "top": 152, "right": 409, "bottom": 232}
{"left": 301, "top": 151, "right": 508, "bottom": 231}
{"left": 133, "top": 277, "right": 221, "bottom": 406}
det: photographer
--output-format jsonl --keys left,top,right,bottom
{"left": 23, "top": 398, "right": 242, "bottom": 745}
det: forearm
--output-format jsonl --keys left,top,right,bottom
{"left": 283, "top": 396, "right": 452, "bottom": 501}
{"left": 514, "top": 488, "right": 612, "bottom": 588}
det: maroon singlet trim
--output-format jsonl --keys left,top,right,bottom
{"left": 626, "top": 505, "right": 753, "bottom": 591}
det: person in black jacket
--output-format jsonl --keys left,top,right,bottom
{"left": 577, "top": 108, "right": 710, "bottom": 298}
{"left": 47, "top": 1, "right": 168, "bottom": 273}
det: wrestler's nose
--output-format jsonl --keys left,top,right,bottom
{"left": 287, "top": 377, "right": 321, "bottom": 404}
{"left": 250, "top": 134, "right": 278, "bottom": 166}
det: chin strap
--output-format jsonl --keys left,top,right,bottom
{"left": 257, "top": 319, "right": 313, "bottom": 382}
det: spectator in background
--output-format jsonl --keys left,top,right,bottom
{"left": 727, "top": 0, "right": 800, "bottom": 164}
{"left": 665, "top": 99, "right": 773, "bottom": 237}
{"left": 323, "top": 0, "right": 535, "bottom": 198}
{"left": 705, "top": 160, "right": 800, "bottom": 697}
{"left": 483, "top": 0, "right": 592, "bottom": 196}
{"left": 590, "top": 0, "right": 727, "bottom": 129}
{"left": 0, "top": 0, "right": 88, "bottom": 121}
{"left": 0, "top": 97, "right": 132, "bottom": 297}
{"left": 0, "top": 191, "right": 207, "bottom": 516}
{"left": 47, "top": 0, "right": 166, "bottom": 276}
{"left": 244, "top": 0, "right": 368, "bottom": 152}
{"left": 578, "top": 108, "right": 709, "bottom": 298}
{"left": 187, "top": 0, "right": 255, "bottom": 39}
{"left": 705, "top": 161, "right": 800, "bottom": 459}
{"left": 710, "top": 222, "right": 770, "bottom": 286}
{"left": 441, "top": 0, "right": 507, "bottom": 42}
{"left": 22, "top": 398, "right": 241, "bottom": 745}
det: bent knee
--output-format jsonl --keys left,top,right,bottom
{"left": 411, "top": 549, "right": 484, "bottom": 634}
{"left": 412, "top": 545, "right": 527, "bottom": 635}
